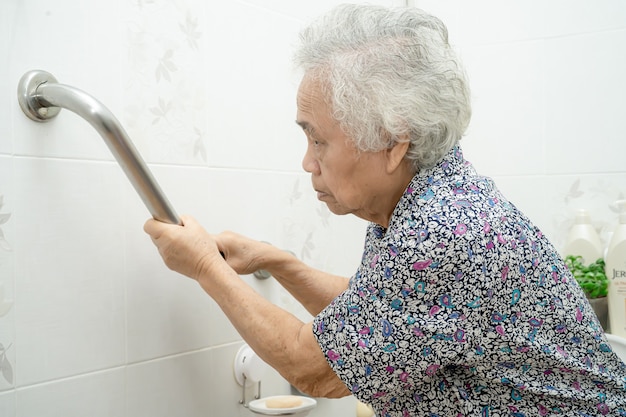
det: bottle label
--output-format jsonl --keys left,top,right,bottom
{"left": 611, "top": 269, "right": 626, "bottom": 279}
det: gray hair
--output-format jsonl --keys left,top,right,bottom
{"left": 293, "top": 4, "right": 471, "bottom": 171}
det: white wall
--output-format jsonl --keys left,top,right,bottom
{"left": 0, "top": 1, "right": 624, "bottom": 416}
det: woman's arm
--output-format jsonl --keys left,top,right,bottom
{"left": 215, "top": 231, "right": 349, "bottom": 316}
{"left": 143, "top": 215, "right": 351, "bottom": 397}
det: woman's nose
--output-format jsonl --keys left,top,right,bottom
{"left": 301, "top": 146, "right": 320, "bottom": 174}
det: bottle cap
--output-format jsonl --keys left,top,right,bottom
{"left": 574, "top": 209, "right": 592, "bottom": 224}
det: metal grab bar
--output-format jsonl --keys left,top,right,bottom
{"left": 17, "top": 70, "right": 181, "bottom": 225}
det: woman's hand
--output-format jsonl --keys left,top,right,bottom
{"left": 143, "top": 215, "right": 223, "bottom": 280}
{"left": 214, "top": 231, "right": 274, "bottom": 276}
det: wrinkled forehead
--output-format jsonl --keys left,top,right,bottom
{"left": 297, "top": 74, "right": 330, "bottom": 120}
{"left": 297, "top": 74, "right": 320, "bottom": 105}
{"left": 296, "top": 73, "right": 345, "bottom": 138}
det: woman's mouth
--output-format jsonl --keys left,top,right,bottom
{"left": 316, "top": 191, "right": 328, "bottom": 200}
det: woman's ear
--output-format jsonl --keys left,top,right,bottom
{"left": 385, "top": 139, "right": 410, "bottom": 174}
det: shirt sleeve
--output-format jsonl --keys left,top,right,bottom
{"left": 312, "top": 222, "right": 478, "bottom": 402}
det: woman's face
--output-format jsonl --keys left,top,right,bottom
{"left": 295, "top": 76, "right": 393, "bottom": 223}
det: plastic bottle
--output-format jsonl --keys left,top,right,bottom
{"left": 563, "top": 209, "right": 603, "bottom": 265}
{"left": 607, "top": 200, "right": 626, "bottom": 337}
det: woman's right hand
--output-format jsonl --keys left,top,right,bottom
{"left": 215, "top": 231, "right": 276, "bottom": 276}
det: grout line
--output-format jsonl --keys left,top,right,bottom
{"left": 9, "top": 154, "right": 305, "bottom": 175}
{"left": 11, "top": 341, "right": 244, "bottom": 392}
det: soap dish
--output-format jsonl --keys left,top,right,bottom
{"left": 248, "top": 396, "right": 316, "bottom": 416}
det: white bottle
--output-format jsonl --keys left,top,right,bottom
{"left": 563, "top": 209, "right": 603, "bottom": 265}
{"left": 607, "top": 200, "right": 626, "bottom": 337}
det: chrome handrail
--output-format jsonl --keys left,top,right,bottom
{"left": 17, "top": 70, "right": 181, "bottom": 225}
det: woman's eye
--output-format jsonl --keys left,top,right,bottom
{"left": 308, "top": 136, "right": 322, "bottom": 147}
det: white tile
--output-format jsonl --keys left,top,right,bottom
{"left": 10, "top": 1, "right": 87, "bottom": 78}
{"left": 0, "top": 310, "right": 15, "bottom": 393}
{"left": 453, "top": 0, "right": 548, "bottom": 46}
{"left": 544, "top": 30, "right": 626, "bottom": 174}
{"left": 461, "top": 41, "right": 545, "bottom": 176}
{"left": 13, "top": 158, "right": 126, "bottom": 385}
{"left": 240, "top": 0, "right": 398, "bottom": 22}
{"left": 10, "top": 0, "right": 123, "bottom": 161}
{"left": 0, "top": 158, "right": 15, "bottom": 393}
{"left": 0, "top": 2, "right": 15, "bottom": 156}
{"left": 422, "top": 1, "right": 626, "bottom": 47}
{"left": 202, "top": 2, "right": 304, "bottom": 172}
{"left": 210, "top": 342, "right": 260, "bottom": 417}
{"left": 120, "top": 0, "right": 211, "bottom": 167}
{"left": 16, "top": 369, "right": 125, "bottom": 417}
{"left": 0, "top": 389, "right": 15, "bottom": 417}
{"left": 124, "top": 164, "right": 225, "bottom": 362}
{"left": 126, "top": 349, "right": 214, "bottom": 417}
{"left": 124, "top": 236, "right": 216, "bottom": 363}
{"left": 543, "top": 0, "right": 626, "bottom": 37}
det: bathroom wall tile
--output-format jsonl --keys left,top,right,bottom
{"left": 10, "top": 0, "right": 123, "bottom": 161}
{"left": 543, "top": 30, "right": 626, "bottom": 174}
{"left": 16, "top": 369, "right": 125, "bottom": 417}
{"left": 210, "top": 342, "right": 263, "bottom": 417}
{"left": 416, "top": 0, "right": 548, "bottom": 47}
{"left": 82, "top": 0, "right": 124, "bottom": 109}
{"left": 120, "top": 0, "right": 212, "bottom": 167}
{"left": 124, "top": 164, "right": 216, "bottom": 363}
{"left": 0, "top": 389, "right": 15, "bottom": 417}
{"left": 461, "top": 41, "right": 545, "bottom": 176}
{"left": 542, "top": 0, "right": 626, "bottom": 38}
{"left": 9, "top": 1, "right": 86, "bottom": 80}
{"left": 240, "top": 0, "right": 401, "bottom": 22}
{"left": 202, "top": 2, "right": 304, "bottom": 172}
{"left": 0, "top": 156, "right": 16, "bottom": 392}
{"left": 13, "top": 158, "right": 126, "bottom": 386}
{"left": 124, "top": 235, "right": 215, "bottom": 364}
{"left": 11, "top": 102, "right": 112, "bottom": 162}
{"left": 0, "top": 1, "right": 15, "bottom": 156}
{"left": 126, "top": 348, "right": 214, "bottom": 417}
{"left": 0, "top": 301, "right": 15, "bottom": 393}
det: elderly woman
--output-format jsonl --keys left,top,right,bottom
{"left": 144, "top": 4, "right": 626, "bottom": 416}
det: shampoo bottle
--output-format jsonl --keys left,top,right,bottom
{"left": 607, "top": 200, "right": 626, "bottom": 337}
{"left": 563, "top": 209, "right": 603, "bottom": 265}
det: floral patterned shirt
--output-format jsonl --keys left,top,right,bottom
{"left": 313, "top": 146, "right": 626, "bottom": 417}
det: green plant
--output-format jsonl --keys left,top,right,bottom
{"left": 565, "top": 255, "right": 608, "bottom": 299}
